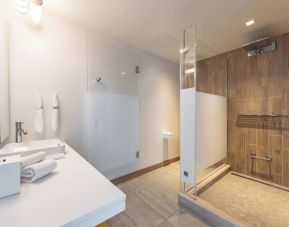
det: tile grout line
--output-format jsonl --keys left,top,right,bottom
{"left": 133, "top": 189, "right": 166, "bottom": 221}
{"left": 123, "top": 212, "right": 138, "bottom": 227}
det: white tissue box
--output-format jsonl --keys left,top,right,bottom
{"left": 0, "top": 155, "right": 21, "bottom": 199}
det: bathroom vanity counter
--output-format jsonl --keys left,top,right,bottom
{"left": 0, "top": 143, "right": 126, "bottom": 227}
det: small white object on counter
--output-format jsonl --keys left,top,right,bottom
{"left": 0, "top": 155, "right": 21, "bottom": 199}
{"left": 0, "top": 142, "right": 126, "bottom": 227}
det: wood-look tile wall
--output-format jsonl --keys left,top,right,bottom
{"left": 197, "top": 32, "right": 289, "bottom": 187}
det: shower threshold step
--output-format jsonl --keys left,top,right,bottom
{"left": 187, "top": 164, "right": 231, "bottom": 196}
{"left": 179, "top": 193, "right": 246, "bottom": 227}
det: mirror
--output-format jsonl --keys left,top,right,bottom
{"left": 0, "top": 5, "right": 9, "bottom": 144}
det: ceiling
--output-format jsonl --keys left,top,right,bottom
{"left": 45, "top": 0, "right": 289, "bottom": 63}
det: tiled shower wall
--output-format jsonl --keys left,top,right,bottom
{"left": 197, "top": 32, "right": 289, "bottom": 186}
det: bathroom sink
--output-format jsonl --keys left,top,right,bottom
{"left": 0, "top": 139, "right": 66, "bottom": 158}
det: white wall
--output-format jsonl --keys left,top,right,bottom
{"left": 139, "top": 52, "right": 180, "bottom": 168}
{"left": 7, "top": 4, "right": 179, "bottom": 178}
{"left": 8, "top": 11, "right": 88, "bottom": 157}
{"left": 0, "top": 2, "right": 9, "bottom": 144}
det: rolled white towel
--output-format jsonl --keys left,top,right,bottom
{"left": 21, "top": 159, "right": 57, "bottom": 183}
{"left": 21, "top": 152, "right": 46, "bottom": 168}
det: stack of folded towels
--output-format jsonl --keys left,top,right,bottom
{"left": 20, "top": 152, "right": 57, "bottom": 183}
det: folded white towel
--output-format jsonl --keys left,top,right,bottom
{"left": 21, "top": 159, "right": 57, "bottom": 183}
{"left": 35, "top": 92, "right": 44, "bottom": 135}
{"left": 21, "top": 152, "right": 46, "bottom": 168}
{"left": 52, "top": 92, "right": 59, "bottom": 133}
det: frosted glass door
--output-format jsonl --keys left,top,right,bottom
{"left": 86, "top": 38, "right": 139, "bottom": 179}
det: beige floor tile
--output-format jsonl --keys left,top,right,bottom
{"left": 107, "top": 212, "right": 136, "bottom": 227}
{"left": 200, "top": 173, "right": 289, "bottom": 227}
{"left": 110, "top": 162, "right": 208, "bottom": 227}
{"left": 137, "top": 172, "right": 163, "bottom": 186}
{"left": 118, "top": 179, "right": 143, "bottom": 197}
{"left": 168, "top": 207, "right": 210, "bottom": 227}
{"left": 125, "top": 194, "right": 164, "bottom": 227}
{"left": 135, "top": 185, "right": 178, "bottom": 219}
{"left": 111, "top": 161, "right": 289, "bottom": 226}
{"left": 158, "top": 220, "right": 175, "bottom": 227}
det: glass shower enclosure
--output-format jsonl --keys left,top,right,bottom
{"left": 180, "top": 25, "right": 228, "bottom": 198}
{"left": 179, "top": 25, "right": 289, "bottom": 226}
{"left": 180, "top": 28, "right": 289, "bottom": 193}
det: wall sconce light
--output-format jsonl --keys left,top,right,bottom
{"left": 14, "top": 0, "right": 43, "bottom": 25}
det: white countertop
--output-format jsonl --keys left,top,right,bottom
{"left": 0, "top": 144, "right": 126, "bottom": 227}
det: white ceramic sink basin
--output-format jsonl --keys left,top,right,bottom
{"left": 0, "top": 139, "right": 66, "bottom": 158}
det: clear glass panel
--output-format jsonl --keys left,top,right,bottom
{"left": 195, "top": 41, "right": 228, "bottom": 185}
{"left": 86, "top": 38, "right": 140, "bottom": 179}
{"left": 227, "top": 44, "right": 284, "bottom": 185}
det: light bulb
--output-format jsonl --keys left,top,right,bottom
{"left": 29, "top": 0, "right": 42, "bottom": 25}
{"left": 15, "top": 0, "right": 29, "bottom": 14}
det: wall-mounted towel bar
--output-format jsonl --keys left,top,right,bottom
{"left": 250, "top": 153, "right": 272, "bottom": 162}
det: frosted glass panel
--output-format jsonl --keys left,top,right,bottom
{"left": 196, "top": 92, "right": 227, "bottom": 171}
{"left": 180, "top": 88, "right": 196, "bottom": 186}
{"left": 180, "top": 90, "right": 227, "bottom": 186}
{"left": 87, "top": 38, "right": 139, "bottom": 178}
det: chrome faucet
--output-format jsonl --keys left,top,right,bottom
{"left": 15, "top": 122, "right": 28, "bottom": 143}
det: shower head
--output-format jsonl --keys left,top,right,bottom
{"left": 242, "top": 37, "right": 276, "bottom": 56}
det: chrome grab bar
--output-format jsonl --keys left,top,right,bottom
{"left": 250, "top": 153, "right": 272, "bottom": 162}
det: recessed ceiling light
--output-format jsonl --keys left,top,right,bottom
{"left": 121, "top": 72, "right": 126, "bottom": 75}
{"left": 246, "top": 19, "right": 255, "bottom": 27}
